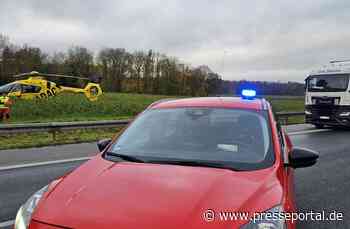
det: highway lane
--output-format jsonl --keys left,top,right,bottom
{"left": 1, "top": 128, "right": 350, "bottom": 228}
{"left": 293, "top": 129, "right": 350, "bottom": 228}
{"left": 0, "top": 161, "right": 85, "bottom": 227}
{"left": 0, "top": 142, "right": 96, "bottom": 167}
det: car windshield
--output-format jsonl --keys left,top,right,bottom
{"left": 307, "top": 74, "right": 349, "bottom": 92}
{"left": 108, "top": 108, "right": 274, "bottom": 171}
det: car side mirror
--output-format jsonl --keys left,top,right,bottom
{"left": 288, "top": 147, "right": 319, "bottom": 168}
{"left": 97, "top": 138, "right": 112, "bottom": 152}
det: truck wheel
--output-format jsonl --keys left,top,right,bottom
{"left": 314, "top": 124, "right": 324, "bottom": 129}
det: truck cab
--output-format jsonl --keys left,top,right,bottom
{"left": 305, "top": 61, "right": 350, "bottom": 128}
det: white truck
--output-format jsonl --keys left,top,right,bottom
{"left": 305, "top": 60, "right": 350, "bottom": 128}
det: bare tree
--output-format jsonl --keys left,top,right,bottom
{"left": 98, "top": 48, "right": 132, "bottom": 92}
{"left": 132, "top": 51, "right": 145, "bottom": 93}
{"left": 0, "top": 34, "right": 233, "bottom": 96}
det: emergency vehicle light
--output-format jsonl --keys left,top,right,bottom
{"left": 241, "top": 89, "right": 256, "bottom": 99}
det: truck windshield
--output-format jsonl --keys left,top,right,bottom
{"left": 307, "top": 74, "right": 349, "bottom": 92}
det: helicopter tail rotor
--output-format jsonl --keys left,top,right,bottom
{"left": 83, "top": 83, "right": 103, "bottom": 101}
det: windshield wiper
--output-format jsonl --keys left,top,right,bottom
{"left": 149, "top": 159, "right": 240, "bottom": 171}
{"left": 105, "top": 151, "right": 146, "bottom": 163}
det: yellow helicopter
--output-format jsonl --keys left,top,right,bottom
{"left": 0, "top": 71, "right": 103, "bottom": 101}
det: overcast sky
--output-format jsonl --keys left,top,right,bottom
{"left": 1, "top": 0, "right": 350, "bottom": 82}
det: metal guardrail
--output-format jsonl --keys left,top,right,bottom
{"left": 0, "top": 120, "right": 131, "bottom": 140}
{"left": 275, "top": 111, "right": 305, "bottom": 125}
{"left": 0, "top": 112, "right": 305, "bottom": 138}
{"left": 275, "top": 111, "right": 305, "bottom": 117}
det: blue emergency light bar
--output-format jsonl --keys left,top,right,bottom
{"left": 241, "top": 89, "right": 256, "bottom": 99}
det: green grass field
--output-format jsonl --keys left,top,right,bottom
{"left": 267, "top": 96, "right": 305, "bottom": 124}
{"left": 266, "top": 96, "right": 305, "bottom": 112}
{"left": 0, "top": 93, "right": 305, "bottom": 150}
{"left": 0, "top": 128, "right": 122, "bottom": 150}
{"left": 8, "top": 93, "right": 304, "bottom": 123}
{"left": 10, "top": 93, "right": 176, "bottom": 123}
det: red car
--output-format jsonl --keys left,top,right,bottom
{"left": 15, "top": 91, "right": 319, "bottom": 229}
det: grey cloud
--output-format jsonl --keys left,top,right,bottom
{"left": 1, "top": 0, "right": 350, "bottom": 82}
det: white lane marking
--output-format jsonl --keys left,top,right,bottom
{"left": 0, "top": 220, "right": 14, "bottom": 228}
{"left": 0, "top": 157, "right": 91, "bottom": 171}
{"left": 288, "top": 129, "right": 331, "bottom": 136}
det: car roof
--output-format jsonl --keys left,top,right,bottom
{"left": 149, "top": 97, "right": 269, "bottom": 111}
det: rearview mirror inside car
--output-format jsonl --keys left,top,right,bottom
{"left": 97, "top": 138, "right": 112, "bottom": 152}
{"left": 289, "top": 147, "right": 319, "bottom": 168}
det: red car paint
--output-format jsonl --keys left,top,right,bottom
{"left": 30, "top": 97, "right": 297, "bottom": 229}
{"left": 150, "top": 97, "right": 264, "bottom": 110}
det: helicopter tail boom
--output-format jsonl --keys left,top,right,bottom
{"left": 59, "top": 83, "right": 102, "bottom": 101}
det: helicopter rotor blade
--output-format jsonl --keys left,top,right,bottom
{"left": 12, "top": 72, "right": 91, "bottom": 81}
{"left": 40, "top": 73, "right": 90, "bottom": 81}
{"left": 13, "top": 73, "right": 32, "bottom": 78}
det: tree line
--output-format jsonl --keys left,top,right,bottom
{"left": 0, "top": 34, "right": 305, "bottom": 96}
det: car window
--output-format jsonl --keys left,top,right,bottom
{"left": 110, "top": 108, "right": 274, "bottom": 170}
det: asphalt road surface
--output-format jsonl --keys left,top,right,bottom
{"left": 0, "top": 125, "right": 349, "bottom": 228}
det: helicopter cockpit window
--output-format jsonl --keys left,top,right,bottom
{"left": 0, "top": 83, "right": 21, "bottom": 94}
{"left": 22, "top": 85, "right": 41, "bottom": 93}
{"left": 10, "top": 84, "right": 22, "bottom": 93}
{"left": 0, "top": 83, "right": 15, "bottom": 94}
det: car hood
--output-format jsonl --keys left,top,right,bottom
{"left": 33, "top": 156, "right": 283, "bottom": 229}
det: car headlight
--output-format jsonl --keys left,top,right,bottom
{"left": 14, "top": 185, "right": 48, "bottom": 229}
{"left": 240, "top": 206, "right": 286, "bottom": 229}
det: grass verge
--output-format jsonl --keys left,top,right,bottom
{"left": 0, "top": 128, "right": 121, "bottom": 150}
{"left": 9, "top": 93, "right": 176, "bottom": 123}
{"left": 266, "top": 96, "right": 304, "bottom": 112}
